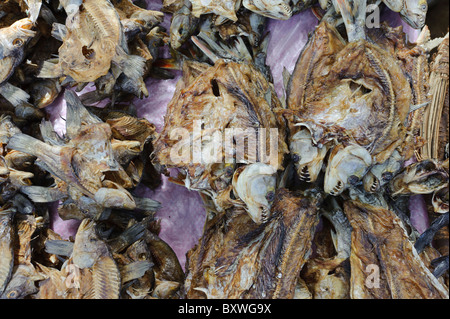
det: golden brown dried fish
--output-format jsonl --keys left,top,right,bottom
{"left": 71, "top": 218, "right": 121, "bottom": 299}
{"left": 153, "top": 58, "right": 288, "bottom": 221}
{"left": 112, "top": 0, "right": 164, "bottom": 29}
{"left": 388, "top": 159, "right": 448, "bottom": 196}
{"left": 344, "top": 189, "right": 448, "bottom": 299}
{"left": 185, "top": 188, "right": 322, "bottom": 299}
{"left": 39, "top": 0, "right": 146, "bottom": 85}
{"left": 284, "top": 21, "right": 422, "bottom": 196}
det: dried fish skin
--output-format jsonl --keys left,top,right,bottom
{"left": 72, "top": 218, "right": 110, "bottom": 269}
{"left": 344, "top": 191, "right": 449, "bottom": 299}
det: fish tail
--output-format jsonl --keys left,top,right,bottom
{"left": 0, "top": 83, "right": 30, "bottom": 106}
{"left": 114, "top": 47, "right": 146, "bottom": 81}
{"left": 38, "top": 60, "right": 63, "bottom": 78}
{"left": 20, "top": 186, "right": 64, "bottom": 203}
{"left": 7, "top": 133, "right": 60, "bottom": 170}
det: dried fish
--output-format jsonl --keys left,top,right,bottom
{"left": 344, "top": 189, "right": 448, "bottom": 299}
{"left": 153, "top": 57, "right": 288, "bottom": 217}
{"left": 185, "top": 188, "right": 323, "bottom": 298}
{"left": 284, "top": 21, "right": 423, "bottom": 196}
{"left": 0, "top": 18, "right": 36, "bottom": 106}
{"left": 39, "top": 0, "right": 147, "bottom": 86}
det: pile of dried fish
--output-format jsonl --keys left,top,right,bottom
{"left": 0, "top": 0, "right": 449, "bottom": 299}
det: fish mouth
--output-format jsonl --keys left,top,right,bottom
{"left": 17, "top": 19, "right": 36, "bottom": 37}
{"left": 400, "top": 14, "right": 424, "bottom": 29}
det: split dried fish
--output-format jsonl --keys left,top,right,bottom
{"left": 185, "top": 188, "right": 323, "bottom": 298}
{"left": 284, "top": 20, "right": 427, "bottom": 196}
{"left": 344, "top": 189, "right": 448, "bottom": 299}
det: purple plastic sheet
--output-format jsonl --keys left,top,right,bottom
{"left": 45, "top": 1, "right": 423, "bottom": 268}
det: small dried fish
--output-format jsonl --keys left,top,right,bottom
{"left": 0, "top": 18, "right": 36, "bottom": 106}
{"left": 39, "top": 0, "right": 146, "bottom": 85}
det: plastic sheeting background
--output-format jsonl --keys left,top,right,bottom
{"left": 45, "top": 1, "right": 421, "bottom": 269}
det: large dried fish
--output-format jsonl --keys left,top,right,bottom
{"left": 153, "top": 58, "right": 288, "bottom": 221}
{"left": 185, "top": 188, "right": 322, "bottom": 298}
{"left": 284, "top": 21, "right": 425, "bottom": 196}
{"left": 344, "top": 189, "right": 448, "bottom": 299}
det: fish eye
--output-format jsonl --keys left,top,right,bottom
{"left": 7, "top": 290, "right": 18, "bottom": 299}
{"left": 13, "top": 38, "right": 24, "bottom": 46}
{"left": 421, "top": 4, "right": 427, "bottom": 11}
{"left": 138, "top": 253, "right": 147, "bottom": 260}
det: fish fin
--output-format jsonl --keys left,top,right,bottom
{"left": 25, "top": 0, "right": 42, "bottom": 23}
{"left": 113, "top": 46, "right": 146, "bottom": 81}
{"left": 282, "top": 67, "right": 291, "bottom": 91}
{"left": 133, "top": 196, "right": 161, "bottom": 211}
{"left": 44, "top": 239, "right": 74, "bottom": 257}
{"left": 38, "top": 60, "right": 63, "bottom": 78}
{"left": 20, "top": 185, "right": 64, "bottom": 203}
{"left": 120, "top": 261, "right": 152, "bottom": 284}
{"left": 51, "top": 23, "right": 67, "bottom": 41}
{"left": 108, "top": 222, "right": 145, "bottom": 253}
{"left": 0, "top": 83, "right": 30, "bottom": 106}
{"left": 39, "top": 120, "right": 65, "bottom": 146}
{"left": 65, "top": 90, "right": 102, "bottom": 128}
{"left": 7, "top": 133, "right": 63, "bottom": 179}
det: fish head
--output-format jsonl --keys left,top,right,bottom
{"left": 232, "top": 163, "right": 277, "bottom": 224}
{"left": 363, "top": 150, "right": 403, "bottom": 193}
{"left": 389, "top": 159, "right": 449, "bottom": 196}
{"left": 0, "top": 18, "right": 36, "bottom": 57}
{"left": 290, "top": 127, "right": 329, "bottom": 183}
{"left": 400, "top": 0, "right": 427, "bottom": 29}
{"left": 324, "top": 144, "right": 372, "bottom": 196}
